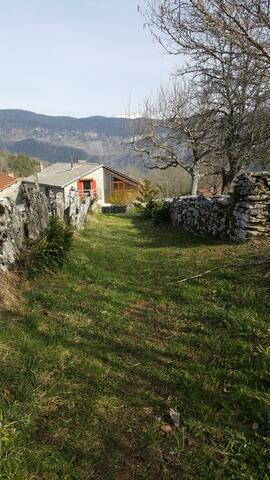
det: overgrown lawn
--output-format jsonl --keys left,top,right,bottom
{"left": 0, "top": 213, "right": 269, "bottom": 479}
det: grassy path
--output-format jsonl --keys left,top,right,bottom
{"left": 0, "top": 213, "right": 269, "bottom": 479}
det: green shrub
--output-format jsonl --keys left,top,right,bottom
{"left": 137, "top": 199, "right": 171, "bottom": 225}
{"left": 136, "top": 199, "right": 156, "bottom": 219}
{"left": 151, "top": 201, "right": 171, "bottom": 225}
{"left": 135, "top": 179, "right": 159, "bottom": 216}
{"left": 108, "top": 189, "right": 138, "bottom": 205}
{"left": 22, "top": 216, "right": 73, "bottom": 275}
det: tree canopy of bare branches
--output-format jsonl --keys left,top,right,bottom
{"left": 129, "top": 82, "right": 217, "bottom": 194}
{"left": 144, "top": 0, "right": 270, "bottom": 68}
{"left": 140, "top": 0, "right": 270, "bottom": 191}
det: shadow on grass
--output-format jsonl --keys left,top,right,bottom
{"left": 0, "top": 212, "right": 269, "bottom": 479}
{"left": 130, "top": 213, "right": 235, "bottom": 249}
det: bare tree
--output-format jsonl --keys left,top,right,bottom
{"left": 202, "top": 38, "right": 270, "bottom": 191}
{"left": 142, "top": 0, "right": 270, "bottom": 191}
{"left": 149, "top": 165, "right": 192, "bottom": 196}
{"left": 143, "top": 1, "right": 270, "bottom": 67}
{"left": 129, "top": 82, "right": 216, "bottom": 195}
{"left": 186, "top": 1, "right": 270, "bottom": 68}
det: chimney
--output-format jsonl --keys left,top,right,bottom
{"left": 7, "top": 169, "right": 15, "bottom": 178}
{"left": 39, "top": 162, "right": 44, "bottom": 171}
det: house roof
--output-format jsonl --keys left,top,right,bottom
{"left": 103, "top": 165, "right": 140, "bottom": 185}
{"left": 23, "top": 162, "right": 100, "bottom": 188}
{"left": 23, "top": 161, "right": 140, "bottom": 188}
{"left": 0, "top": 173, "right": 17, "bottom": 191}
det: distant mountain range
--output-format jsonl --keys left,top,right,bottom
{"left": 0, "top": 109, "right": 139, "bottom": 168}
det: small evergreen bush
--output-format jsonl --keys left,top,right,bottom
{"left": 138, "top": 199, "right": 156, "bottom": 218}
{"left": 135, "top": 179, "right": 159, "bottom": 217}
{"left": 22, "top": 216, "right": 73, "bottom": 274}
{"left": 151, "top": 201, "right": 171, "bottom": 225}
{"left": 136, "top": 179, "right": 159, "bottom": 204}
{"left": 137, "top": 199, "right": 171, "bottom": 225}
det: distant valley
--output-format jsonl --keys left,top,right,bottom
{"left": 0, "top": 109, "right": 139, "bottom": 170}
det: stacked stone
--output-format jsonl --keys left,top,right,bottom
{"left": 68, "top": 190, "right": 80, "bottom": 227}
{"left": 101, "top": 205, "right": 127, "bottom": 214}
{"left": 170, "top": 195, "right": 232, "bottom": 238}
{"left": 68, "top": 190, "right": 91, "bottom": 230}
{"left": 21, "top": 186, "right": 49, "bottom": 240}
{"left": 230, "top": 172, "right": 270, "bottom": 241}
{"left": 0, "top": 187, "right": 50, "bottom": 271}
{"left": 75, "top": 196, "right": 91, "bottom": 230}
{"left": 0, "top": 198, "right": 24, "bottom": 271}
{"left": 54, "top": 192, "right": 65, "bottom": 221}
{"left": 0, "top": 185, "right": 91, "bottom": 270}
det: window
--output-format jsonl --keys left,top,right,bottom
{"left": 82, "top": 180, "right": 91, "bottom": 192}
{"left": 113, "top": 177, "right": 133, "bottom": 191}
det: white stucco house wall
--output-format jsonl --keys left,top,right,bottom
{"left": 0, "top": 174, "right": 21, "bottom": 202}
{"left": 22, "top": 161, "right": 139, "bottom": 207}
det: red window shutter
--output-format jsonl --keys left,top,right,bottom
{"left": 92, "top": 179, "right": 97, "bottom": 191}
{"left": 77, "top": 180, "right": 83, "bottom": 193}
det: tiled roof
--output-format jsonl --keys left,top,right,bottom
{"left": 0, "top": 173, "right": 17, "bottom": 191}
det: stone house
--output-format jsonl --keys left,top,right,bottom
{"left": 23, "top": 161, "right": 140, "bottom": 206}
{"left": 0, "top": 173, "right": 21, "bottom": 202}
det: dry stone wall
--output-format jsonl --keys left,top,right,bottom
{"left": 21, "top": 186, "right": 50, "bottom": 240}
{"left": 230, "top": 173, "right": 270, "bottom": 241}
{"left": 68, "top": 190, "right": 91, "bottom": 230}
{"left": 0, "top": 187, "right": 50, "bottom": 271}
{"left": 170, "top": 195, "right": 232, "bottom": 238}
{"left": 170, "top": 172, "right": 270, "bottom": 241}
{"left": 101, "top": 205, "right": 127, "bottom": 214}
{"left": 0, "top": 185, "right": 91, "bottom": 271}
{"left": 0, "top": 198, "right": 25, "bottom": 269}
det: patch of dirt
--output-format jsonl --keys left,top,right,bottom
{"left": 0, "top": 272, "right": 24, "bottom": 311}
{"left": 35, "top": 398, "right": 68, "bottom": 446}
{"left": 126, "top": 301, "right": 156, "bottom": 318}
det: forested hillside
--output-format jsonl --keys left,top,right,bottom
{"left": 0, "top": 150, "right": 40, "bottom": 177}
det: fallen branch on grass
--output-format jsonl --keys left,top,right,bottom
{"left": 173, "top": 259, "right": 270, "bottom": 285}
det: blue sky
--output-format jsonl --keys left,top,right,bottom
{"left": 0, "top": 0, "right": 180, "bottom": 117}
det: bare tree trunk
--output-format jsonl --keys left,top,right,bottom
{"left": 191, "top": 173, "right": 199, "bottom": 195}
{"left": 221, "top": 175, "right": 227, "bottom": 194}
{"left": 221, "top": 168, "right": 237, "bottom": 194}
